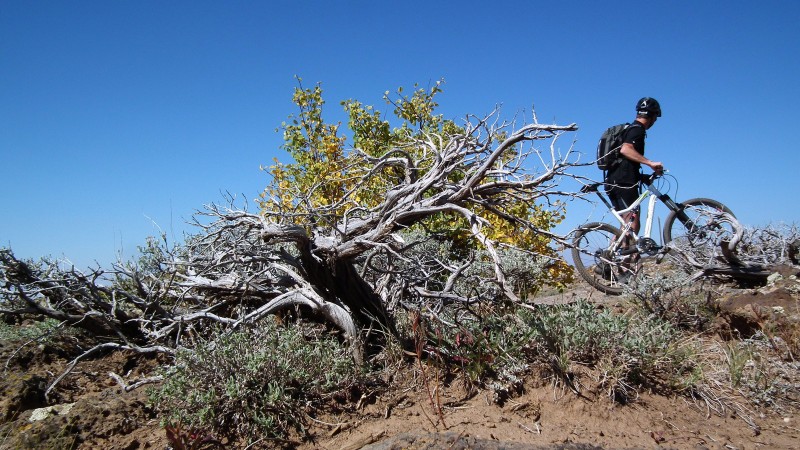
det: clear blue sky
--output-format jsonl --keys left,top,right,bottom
{"left": 2, "top": 1, "right": 798, "bottom": 270}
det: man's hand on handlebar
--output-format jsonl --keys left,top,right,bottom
{"left": 648, "top": 161, "right": 664, "bottom": 175}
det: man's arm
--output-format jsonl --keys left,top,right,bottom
{"left": 620, "top": 143, "right": 663, "bottom": 173}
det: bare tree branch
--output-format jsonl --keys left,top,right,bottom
{"left": 2, "top": 108, "right": 584, "bottom": 393}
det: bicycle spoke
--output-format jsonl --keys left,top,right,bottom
{"left": 664, "top": 199, "right": 739, "bottom": 268}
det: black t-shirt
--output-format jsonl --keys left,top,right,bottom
{"left": 606, "top": 122, "right": 645, "bottom": 186}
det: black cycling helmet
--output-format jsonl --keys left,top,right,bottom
{"left": 636, "top": 97, "right": 662, "bottom": 117}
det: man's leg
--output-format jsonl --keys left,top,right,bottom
{"left": 609, "top": 185, "right": 641, "bottom": 282}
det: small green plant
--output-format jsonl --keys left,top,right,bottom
{"left": 723, "top": 341, "right": 753, "bottom": 388}
{"left": 625, "top": 272, "right": 718, "bottom": 331}
{"left": 149, "top": 320, "right": 358, "bottom": 444}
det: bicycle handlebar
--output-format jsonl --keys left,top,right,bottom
{"left": 580, "top": 171, "right": 667, "bottom": 194}
{"left": 641, "top": 171, "right": 666, "bottom": 186}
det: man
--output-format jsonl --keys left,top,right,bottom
{"left": 605, "top": 97, "right": 664, "bottom": 234}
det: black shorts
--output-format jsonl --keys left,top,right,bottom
{"left": 605, "top": 183, "right": 639, "bottom": 212}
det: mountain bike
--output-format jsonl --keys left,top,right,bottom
{"left": 571, "top": 173, "right": 740, "bottom": 295}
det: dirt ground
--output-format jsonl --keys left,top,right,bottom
{"left": 1, "top": 275, "right": 799, "bottom": 450}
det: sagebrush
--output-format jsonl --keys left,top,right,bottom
{"left": 149, "top": 320, "right": 359, "bottom": 443}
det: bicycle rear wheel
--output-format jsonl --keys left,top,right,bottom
{"left": 662, "top": 198, "right": 737, "bottom": 265}
{"left": 571, "top": 222, "right": 636, "bottom": 295}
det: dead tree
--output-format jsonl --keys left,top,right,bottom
{"left": 175, "top": 115, "right": 581, "bottom": 345}
{"left": 1, "top": 112, "right": 580, "bottom": 366}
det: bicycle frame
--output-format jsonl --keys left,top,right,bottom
{"left": 589, "top": 175, "right": 690, "bottom": 254}
{"left": 603, "top": 188, "right": 656, "bottom": 242}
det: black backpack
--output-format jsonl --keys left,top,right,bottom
{"left": 596, "top": 122, "right": 637, "bottom": 171}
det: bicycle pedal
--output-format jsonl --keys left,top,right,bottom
{"left": 594, "top": 264, "right": 612, "bottom": 280}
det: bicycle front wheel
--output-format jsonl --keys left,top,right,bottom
{"left": 571, "top": 222, "right": 632, "bottom": 295}
{"left": 663, "top": 198, "right": 737, "bottom": 265}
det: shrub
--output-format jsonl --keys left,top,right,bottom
{"left": 0, "top": 318, "right": 64, "bottom": 344}
{"left": 520, "top": 300, "right": 694, "bottom": 401}
{"left": 401, "top": 300, "right": 702, "bottom": 403}
{"left": 624, "top": 272, "right": 719, "bottom": 331}
{"left": 149, "top": 320, "right": 358, "bottom": 444}
{"left": 419, "top": 306, "right": 531, "bottom": 400}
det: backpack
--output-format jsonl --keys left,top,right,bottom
{"left": 596, "top": 123, "right": 634, "bottom": 171}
